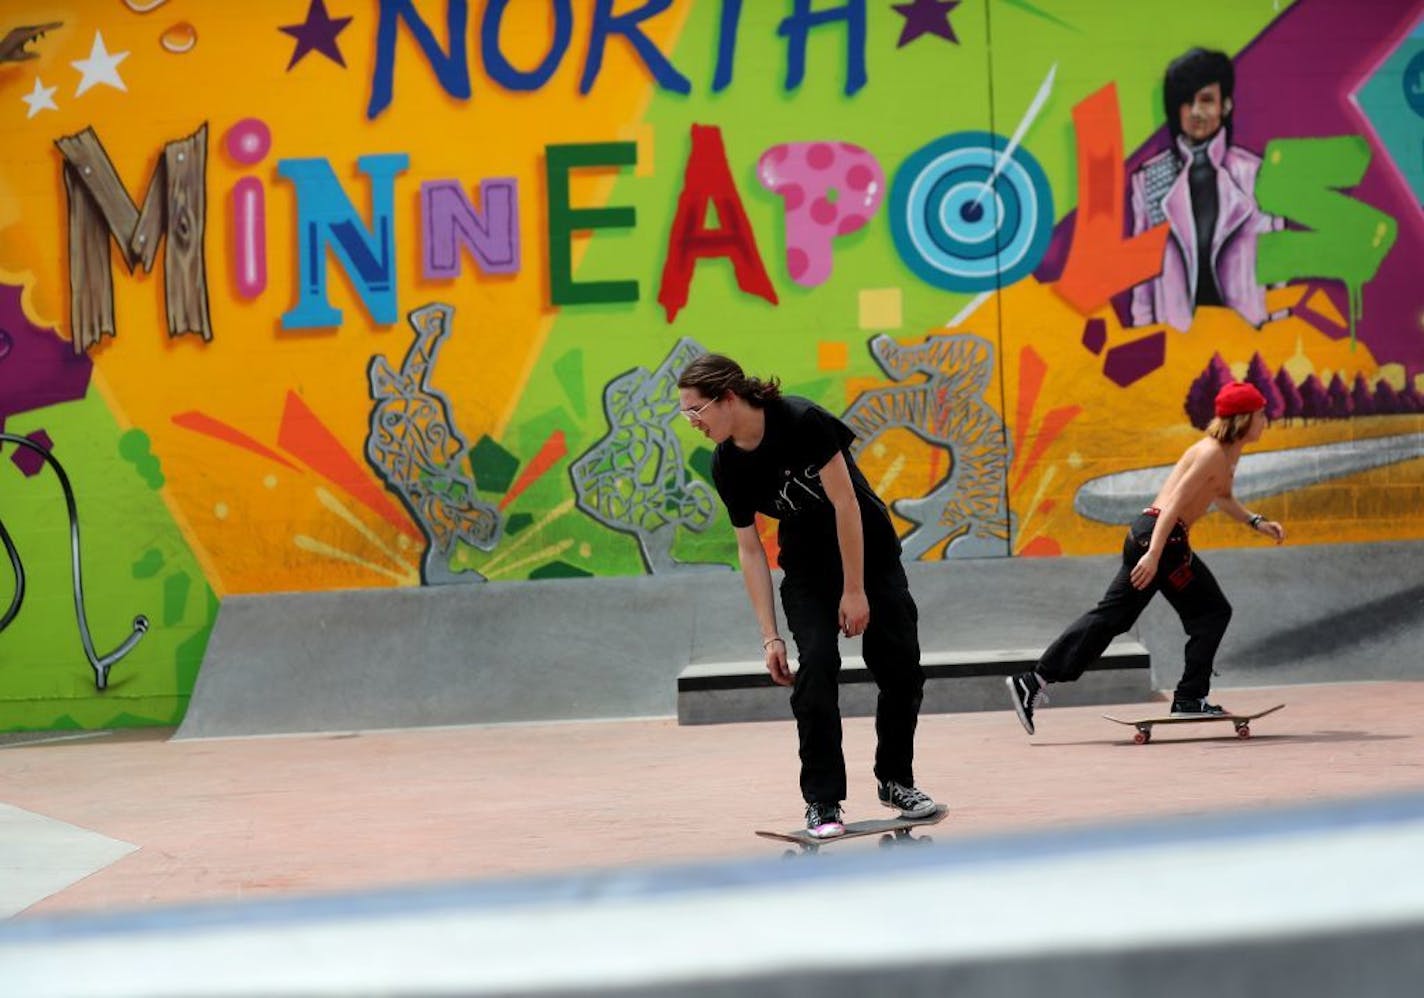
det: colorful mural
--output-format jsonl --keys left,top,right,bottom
{"left": 1, "top": 0, "right": 1421, "bottom": 730}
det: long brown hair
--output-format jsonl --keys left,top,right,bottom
{"left": 678, "top": 354, "right": 782, "bottom": 407}
{"left": 1205, "top": 412, "right": 1256, "bottom": 444}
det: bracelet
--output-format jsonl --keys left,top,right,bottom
{"left": 1247, "top": 513, "right": 1264, "bottom": 529}
{"left": 762, "top": 636, "right": 785, "bottom": 649}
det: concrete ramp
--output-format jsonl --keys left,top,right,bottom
{"left": 176, "top": 539, "right": 1424, "bottom": 739}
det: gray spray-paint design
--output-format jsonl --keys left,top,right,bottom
{"left": 366, "top": 303, "right": 501, "bottom": 584}
{"left": 843, "top": 333, "right": 1013, "bottom": 559}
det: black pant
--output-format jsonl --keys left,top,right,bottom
{"left": 780, "top": 560, "right": 924, "bottom": 806}
{"left": 1037, "top": 512, "right": 1232, "bottom": 702}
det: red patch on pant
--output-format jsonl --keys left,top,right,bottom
{"left": 1167, "top": 561, "right": 1194, "bottom": 590}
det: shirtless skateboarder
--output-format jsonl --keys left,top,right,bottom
{"left": 1007, "top": 381, "right": 1286, "bottom": 734}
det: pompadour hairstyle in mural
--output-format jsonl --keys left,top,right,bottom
{"left": 1129, "top": 47, "right": 1282, "bottom": 334}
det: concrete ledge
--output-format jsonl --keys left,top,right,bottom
{"left": 174, "top": 539, "right": 1424, "bottom": 738}
{"left": 677, "top": 641, "right": 1151, "bottom": 725}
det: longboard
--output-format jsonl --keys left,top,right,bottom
{"left": 1103, "top": 703, "right": 1285, "bottom": 744}
{"left": 755, "top": 803, "right": 949, "bottom": 855}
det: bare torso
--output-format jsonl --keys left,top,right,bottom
{"left": 1150, "top": 437, "right": 1236, "bottom": 528}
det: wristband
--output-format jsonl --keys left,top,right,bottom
{"left": 1247, "top": 513, "right": 1264, "bottom": 530}
{"left": 762, "top": 636, "right": 785, "bottom": 649}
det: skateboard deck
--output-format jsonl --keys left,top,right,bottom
{"left": 755, "top": 803, "right": 949, "bottom": 854}
{"left": 1103, "top": 703, "right": 1285, "bottom": 744}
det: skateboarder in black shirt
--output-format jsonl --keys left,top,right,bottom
{"left": 678, "top": 354, "right": 938, "bottom": 838}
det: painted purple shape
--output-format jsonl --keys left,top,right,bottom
{"left": 1081, "top": 317, "right": 1107, "bottom": 354}
{"left": 1103, "top": 331, "right": 1166, "bottom": 388}
{"left": 1036, "top": 0, "right": 1424, "bottom": 380}
{"left": 421, "top": 179, "right": 521, "bottom": 279}
{"left": 0, "top": 281, "right": 93, "bottom": 441}
{"left": 279, "top": 0, "right": 352, "bottom": 71}
{"left": 11, "top": 429, "right": 53, "bottom": 477}
{"left": 892, "top": 0, "right": 961, "bottom": 48}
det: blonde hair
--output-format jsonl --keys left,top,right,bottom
{"left": 1205, "top": 411, "right": 1256, "bottom": 444}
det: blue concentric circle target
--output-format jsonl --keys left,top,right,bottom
{"left": 890, "top": 132, "right": 1054, "bottom": 293}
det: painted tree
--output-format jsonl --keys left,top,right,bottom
{"left": 1373, "top": 379, "right": 1401, "bottom": 414}
{"left": 1298, "top": 374, "right": 1329, "bottom": 420}
{"left": 1245, "top": 352, "right": 1285, "bottom": 420}
{"left": 1184, "top": 352, "right": 1235, "bottom": 428}
{"left": 1400, "top": 385, "right": 1424, "bottom": 414}
{"left": 1351, "top": 373, "right": 1376, "bottom": 416}
{"left": 1274, "top": 366, "right": 1304, "bottom": 423}
{"left": 1326, "top": 372, "right": 1353, "bottom": 418}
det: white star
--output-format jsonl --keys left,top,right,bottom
{"left": 71, "top": 30, "right": 129, "bottom": 97}
{"left": 21, "top": 77, "right": 59, "bottom": 119}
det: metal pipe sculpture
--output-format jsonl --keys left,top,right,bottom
{"left": 0, "top": 433, "right": 148, "bottom": 690}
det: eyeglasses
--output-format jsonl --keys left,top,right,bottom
{"left": 679, "top": 398, "right": 717, "bottom": 423}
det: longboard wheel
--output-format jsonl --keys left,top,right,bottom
{"left": 1133, "top": 729, "right": 1151, "bottom": 745}
{"left": 1237, "top": 725, "right": 1251, "bottom": 739}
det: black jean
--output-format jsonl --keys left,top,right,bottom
{"left": 1037, "top": 511, "right": 1232, "bottom": 702}
{"left": 780, "top": 559, "right": 924, "bottom": 806}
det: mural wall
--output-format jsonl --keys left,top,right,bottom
{"left": 1, "top": 0, "right": 1421, "bottom": 730}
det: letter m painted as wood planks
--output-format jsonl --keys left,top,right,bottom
{"left": 55, "top": 124, "right": 214, "bottom": 355}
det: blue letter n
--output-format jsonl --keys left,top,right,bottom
{"left": 278, "top": 155, "right": 411, "bottom": 330}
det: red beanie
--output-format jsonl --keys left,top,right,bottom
{"left": 1215, "top": 381, "right": 1266, "bottom": 418}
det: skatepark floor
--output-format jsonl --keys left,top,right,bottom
{"left": 3, "top": 679, "right": 1423, "bottom": 918}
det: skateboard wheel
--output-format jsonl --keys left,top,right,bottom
{"left": 879, "top": 835, "right": 894, "bottom": 849}
{"left": 782, "top": 850, "right": 798, "bottom": 860}
{"left": 919, "top": 835, "right": 934, "bottom": 846}
{"left": 1133, "top": 730, "right": 1150, "bottom": 744}
{"left": 1237, "top": 725, "right": 1251, "bottom": 739}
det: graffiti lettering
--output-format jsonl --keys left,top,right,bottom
{"left": 366, "top": 0, "right": 866, "bottom": 119}
{"left": 758, "top": 140, "right": 885, "bottom": 288}
{"left": 659, "top": 124, "right": 777, "bottom": 321}
{"left": 55, "top": 123, "right": 214, "bottom": 353}
{"left": 546, "top": 142, "right": 640, "bottom": 305}
{"left": 420, "top": 178, "right": 521, "bottom": 279}
{"left": 226, "top": 118, "right": 272, "bottom": 300}
{"left": 277, "top": 154, "right": 410, "bottom": 329}
{"left": 116, "top": 99, "right": 1400, "bottom": 335}
{"left": 1054, "top": 84, "right": 1170, "bottom": 315}
{"left": 1256, "top": 136, "right": 1398, "bottom": 345}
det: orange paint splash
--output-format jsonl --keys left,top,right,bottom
{"left": 276, "top": 391, "right": 421, "bottom": 540}
{"left": 172, "top": 410, "right": 298, "bottom": 470}
{"left": 499, "top": 429, "right": 568, "bottom": 510}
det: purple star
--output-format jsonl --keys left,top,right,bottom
{"left": 280, "top": 0, "right": 352, "bottom": 70}
{"left": 893, "top": 0, "right": 961, "bottom": 48}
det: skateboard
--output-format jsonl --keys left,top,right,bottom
{"left": 755, "top": 804, "right": 949, "bottom": 856}
{"left": 1103, "top": 703, "right": 1285, "bottom": 744}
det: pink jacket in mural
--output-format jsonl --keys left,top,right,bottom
{"left": 1129, "top": 130, "right": 1283, "bottom": 332}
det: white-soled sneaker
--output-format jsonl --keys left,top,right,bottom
{"left": 1170, "top": 698, "right": 1227, "bottom": 717}
{"left": 1006, "top": 672, "right": 1049, "bottom": 735}
{"left": 804, "top": 801, "right": 845, "bottom": 839}
{"left": 877, "top": 781, "right": 938, "bottom": 819}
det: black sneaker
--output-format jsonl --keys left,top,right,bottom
{"left": 877, "top": 781, "right": 938, "bottom": 819}
{"left": 804, "top": 801, "right": 845, "bottom": 839}
{"left": 1006, "top": 672, "right": 1049, "bottom": 734}
{"left": 1170, "top": 698, "right": 1227, "bottom": 716}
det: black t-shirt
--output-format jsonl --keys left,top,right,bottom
{"left": 710, "top": 396, "right": 902, "bottom": 575}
